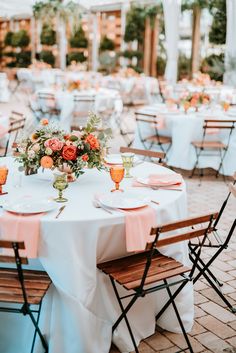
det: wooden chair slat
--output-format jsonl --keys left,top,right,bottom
{"left": 0, "top": 293, "right": 43, "bottom": 305}
{"left": 150, "top": 212, "right": 218, "bottom": 234}
{"left": 113, "top": 258, "right": 183, "bottom": 285}
{"left": 120, "top": 146, "right": 165, "bottom": 161}
{"left": 155, "top": 227, "right": 214, "bottom": 248}
{"left": 0, "top": 240, "right": 25, "bottom": 249}
{"left": 0, "top": 286, "right": 46, "bottom": 297}
{"left": 0, "top": 268, "right": 49, "bottom": 279}
{"left": 0, "top": 278, "right": 50, "bottom": 290}
{"left": 123, "top": 266, "right": 191, "bottom": 290}
{"left": 0, "top": 256, "right": 28, "bottom": 264}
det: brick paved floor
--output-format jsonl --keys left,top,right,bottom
{"left": 1, "top": 91, "right": 236, "bottom": 353}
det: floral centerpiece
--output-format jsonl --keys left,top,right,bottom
{"left": 67, "top": 79, "right": 81, "bottom": 92}
{"left": 179, "top": 92, "right": 211, "bottom": 113}
{"left": 17, "top": 113, "right": 112, "bottom": 179}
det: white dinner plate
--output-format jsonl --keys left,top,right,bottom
{"left": 3, "top": 197, "right": 57, "bottom": 214}
{"left": 99, "top": 192, "right": 148, "bottom": 210}
{"left": 104, "top": 154, "right": 138, "bottom": 165}
{"left": 136, "top": 176, "right": 181, "bottom": 187}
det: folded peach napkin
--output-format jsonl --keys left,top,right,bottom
{"left": 0, "top": 211, "right": 43, "bottom": 258}
{"left": 0, "top": 124, "right": 8, "bottom": 139}
{"left": 95, "top": 194, "right": 156, "bottom": 252}
{"left": 133, "top": 174, "right": 183, "bottom": 188}
{"left": 123, "top": 206, "right": 156, "bottom": 252}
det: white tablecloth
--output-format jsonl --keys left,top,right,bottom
{"left": 0, "top": 158, "right": 193, "bottom": 353}
{"left": 32, "top": 88, "right": 122, "bottom": 131}
{"left": 0, "top": 73, "right": 10, "bottom": 103}
{"left": 134, "top": 104, "right": 236, "bottom": 176}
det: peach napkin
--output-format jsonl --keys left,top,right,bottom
{"left": 95, "top": 194, "right": 156, "bottom": 252}
{"left": 0, "top": 211, "right": 43, "bottom": 258}
{"left": 123, "top": 206, "right": 156, "bottom": 252}
{"left": 133, "top": 174, "right": 183, "bottom": 188}
{"left": 0, "top": 124, "right": 8, "bottom": 139}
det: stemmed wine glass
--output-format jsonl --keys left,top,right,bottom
{"left": 110, "top": 166, "right": 125, "bottom": 192}
{"left": 53, "top": 172, "right": 68, "bottom": 202}
{"left": 121, "top": 153, "right": 134, "bottom": 178}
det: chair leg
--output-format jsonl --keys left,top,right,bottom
{"left": 164, "top": 280, "right": 194, "bottom": 353}
{"left": 110, "top": 278, "right": 139, "bottom": 353}
{"left": 27, "top": 305, "right": 48, "bottom": 352}
{"left": 189, "top": 253, "right": 236, "bottom": 313}
{"left": 30, "top": 302, "right": 43, "bottom": 353}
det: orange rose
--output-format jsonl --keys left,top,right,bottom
{"left": 82, "top": 154, "right": 89, "bottom": 162}
{"left": 40, "top": 156, "right": 53, "bottom": 169}
{"left": 62, "top": 145, "right": 77, "bottom": 161}
{"left": 85, "top": 134, "right": 100, "bottom": 150}
{"left": 41, "top": 118, "right": 49, "bottom": 126}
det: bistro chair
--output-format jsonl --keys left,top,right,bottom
{"left": 190, "top": 119, "right": 236, "bottom": 179}
{"left": 98, "top": 212, "right": 218, "bottom": 353}
{"left": 71, "top": 95, "right": 95, "bottom": 130}
{"left": 120, "top": 146, "right": 165, "bottom": 164}
{"left": 0, "top": 240, "right": 51, "bottom": 353}
{"left": 189, "top": 173, "right": 236, "bottom": 313}
{"left": 0, "top": 114, "right": 26, "bottom": 157}
{"left": 135, "top": 111, "right": 172, "bottom": 161}
{"left": 37, "top": 92, "right": 60, "bottom": 121}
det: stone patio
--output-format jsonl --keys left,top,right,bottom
{"left": 1, "top": 92, "right": 236, "bottom": 353}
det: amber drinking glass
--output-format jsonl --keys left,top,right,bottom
{"left": 0, "top": 166, "right": 8, "bottom": 195}
{"left": 110, "top": 166, "right": 125, "bottom": 192}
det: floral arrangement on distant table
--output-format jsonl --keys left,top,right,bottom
{"left": 67, "top": 79, "right": 81, "bottom": 92}
{"left": 180, "top": 92, "right": 211, "bottom": 113}
{"left": 17, "top": 113, "right": 112, "bottom": 178}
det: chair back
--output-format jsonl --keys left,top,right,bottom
{"left": 72, "top": 95, "right": 95, "bottom": 128}
{"left": 202, "top": 119, "right": 236, "bottom": 149}
{"left": 3, "top": 115, "right": 26, "bottom": 156}
{"left": 38, "top": 92, "right": 57, "bottom": 113}
{"left": 138, "top": 212, "right": 218, "bottom": 291}
{"left": 135, "top": 111, "right": 165, "bottom": 147}
{"left": 120, "top": 146, "right": 165, "bottom": 164}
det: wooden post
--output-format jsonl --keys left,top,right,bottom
{"left": 144, "top": 17, "right": 151, "bottom": 75}
{"left": 151, "top": 16, "right": 159, "bottom": 77}
{"left": 191, "top": 4, "right": 201, "bottom": 75}
{"left": 30, "top": 17, "right": 36, "bottom": 62}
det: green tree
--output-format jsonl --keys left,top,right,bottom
{"left": 209, "top": 0, "right": 226, "bottom": 44}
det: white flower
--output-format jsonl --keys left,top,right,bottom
{"left": 45, "top": 147, "right": 53, "bottom": 155}
{"left": 32, "top": 143, "right": 40, "bottom": 152}
{"left": 28, "top": 150, "right": 35, "bottom": 159}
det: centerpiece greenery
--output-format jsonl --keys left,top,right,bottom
{"left": 17, "top": 113, "right": 112, "bottom": 178}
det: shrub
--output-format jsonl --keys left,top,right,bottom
{"left": 11, "top": 30, "right": 30, "bottom": 48}
{"left": 100, "top": 36, "right": 115, "bottom": 52}
{"left": 69, "top": 27, "right": 88, "bottom": 49}
{"left": 201, "top": 53, "right": 225, "bottom": 81}
{"left": 15, "top": 51, "right": 31, "bottom": 67}
{"left": 156, "top": 56, "right": 166, "bottom": 76}
{"left": 4, "top": 31, "right": 13, "bottom": 46}
{"left": 121, "top": 50, "right": 143, "bottom": 60}
{"left": 67, "top": 51, "right": 86, "bottom": 64}
{"left": 39, "top": 50, "right": 55, "bottom": 66}
{"left": 178, "top": 54, "right": 191, "bottom": 80}
{"left": 40, "top": 24, "right": 56, "bottom": 46}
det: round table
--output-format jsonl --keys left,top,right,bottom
{"left": 0, "top": 157, "right": 193, "bottom": 353}
{"left": 134, "top": 103, "right": 236, "bottom": 176}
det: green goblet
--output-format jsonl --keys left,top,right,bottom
{"left": 53, "top": 172, "right": 68, "bottom": 203}
{"left": 121, "top": 153, "right": 135, "bottom": 178}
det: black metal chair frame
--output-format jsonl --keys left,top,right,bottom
{"left": 99, "top": 213, "right": 217, "bottom": 353}
{"left": 188, "top": 178, "right": 236, "bottom": 313}
{"left": 135, "top": 112, "right": 172, "bottom": 162}
{"left": 190, "top": 119, "right": 236, "bottom": 179}
{"left": 0, "top": 241, "right": 49, "bottom": 353}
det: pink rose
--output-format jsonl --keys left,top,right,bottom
{"left": 44, "top": 138, "right": 64, "bottom": 152}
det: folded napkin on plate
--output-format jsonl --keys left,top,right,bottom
{"left": 0, "top": 124, "right": 8, "bottom": 139}
{"left": 0, "top": 211, "right": 43, "bottom": 258}
{"left": 95, "top": 194, "right": 156, "bottom": 252}
{"left": 133, "top": 173, "right": 183, "bottom": 188}
{"left": 124, "top": 206, "right": 156, "bottom": 252}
